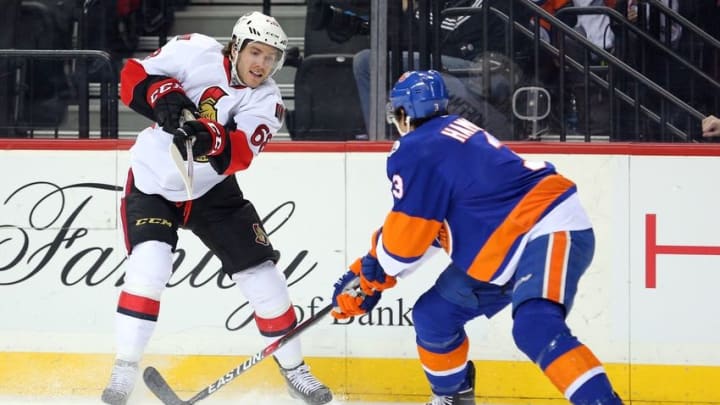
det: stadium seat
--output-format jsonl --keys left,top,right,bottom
{"left": 286, "top": 54, "right": 366, "bottom": 141}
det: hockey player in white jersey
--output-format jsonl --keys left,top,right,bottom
{"left": 101, "top": 11, "right": 333, "bottom": 405}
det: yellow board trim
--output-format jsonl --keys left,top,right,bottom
{"left": 1, "top": 353, "right": 719, "bottom": 403}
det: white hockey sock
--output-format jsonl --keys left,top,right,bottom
{"left": 268, "top": 333, "right": 303, "bottom": 369}
{"left": 114, "top": 240, "right": 173, "bottom": 362}
{"left": 115, "top": 311, "right": 157, "bottom": 362}
{"left": 231, "top": 261, "right": 304, "bottom": 369}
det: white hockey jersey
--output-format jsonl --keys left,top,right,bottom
{"left": 121, "top": 33, "right": 284, "bottom": 202}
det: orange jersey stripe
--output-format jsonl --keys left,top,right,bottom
{"left": 468, "top": 175, "right": 575, "bottom": 281}
{"left": 348, "top": 257, "right": 362, "bottom": 275}
{"left": 544, "top": 345, "right": 602, "bottom": 394}
{"left": 546, "top": 231, "right": 569, "bottom": 302}
{"left": 383, "top": 211, "right": 442, "bottom": 259}
{"left": 417, "top": 337, "right": 469, "bottom": 373}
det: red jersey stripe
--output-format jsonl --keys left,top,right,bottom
{"left": 222, "top": 130, "right": 254, "bottom": 174}
{"left": 119, "top": 59, "right": 149, "bottom": 107}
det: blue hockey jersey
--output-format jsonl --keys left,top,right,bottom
{"left": 375, "top": 115, "right": 592, "bottom": 285}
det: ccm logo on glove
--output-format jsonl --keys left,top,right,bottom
{"left": 172, "top": 118, "right": 227, "bottom": 159}
{"left": 205, "top": 120, "right": 224, "bottom": 151}
{"left": 148, "top": 79, "right": 184, "bottom": 106}
{"left": 147, "top": 78, "right": 198, "bottom": 132}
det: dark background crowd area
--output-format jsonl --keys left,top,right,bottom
{"left": 0, "top": 0, "right": 719, "bottom": 142}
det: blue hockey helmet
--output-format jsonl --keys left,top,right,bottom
{"left": 388, "top": 70, "right": 449, "bottom": 122}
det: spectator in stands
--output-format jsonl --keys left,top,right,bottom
{"left": 534, "top": 0, "right": 616, "bottom": 134}
{"left": 638, "top": 0, "right": 683, "bottom": 48}
{"left": 534, "top": 0, "right": 610, "bottom": 48}
{"left": 702, "top": 115, "right": 720, "bottom": 137}
{"left": 564, "top": 0, "right": 616, "bottom": 50}
{"left": 551, "top": 0, "right": 619, "bottom": 136}
{"left": 352, "top": 0, "right": 537, "bottom": 140}
{"left": 352, "top": 0, "right": 620, "bottom": 139}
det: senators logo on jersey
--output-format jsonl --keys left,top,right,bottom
{"left": 192, "top": 86, "right": 230, "bottom": 162}
{"left": 252, "top": 223, "right": 270, "bottom": 246}
{"left": 198, "top": 86, "right": 229, "bottom": 121}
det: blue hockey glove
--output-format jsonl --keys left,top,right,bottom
{"left": 357, "top": 228, "right": 397, "bottom": 294}
{"left": 358, "top": 254, "right": 396, "bottom": 295}
{"left": 331, "top": 268, "right": 382, "bottom": 320}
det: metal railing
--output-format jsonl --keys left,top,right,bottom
{"left": 0, "top": 49, "right": 118, "bottom": 138}
{"left": 367, "top": 0, "right": 705, "bottom": 141}
{"left": 1, "top": 0, "right": 312, "bottom": 139}
{"left": 554, "top": 6, "right": 717, "bottom": 139}
{"left": 368, "top": 0, "right": 442, "bottom": 140}
{"left": 637, "top": 0, "right": 720, "bottom": 114}
{"left": 456, "top": 2, "right": 704, "bottom": 141}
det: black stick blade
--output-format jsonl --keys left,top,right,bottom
{"left": 143, "top": 366, "right": 191, "bottom": 405}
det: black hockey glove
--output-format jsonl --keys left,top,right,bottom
{"left": 155, "top": 92, "right": 199, "bottom": 132}
{"left": 148, "top": 79, "right": 199, "bottom": 132}
{"left": 172, "top": 119, "right": 227, "bottom": 160}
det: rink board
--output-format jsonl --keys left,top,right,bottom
{"left": 1, "top": 140, "right": 720, "bottom": 403}
{"left": 4, "top": 352, "right": 719, "bottom": 403}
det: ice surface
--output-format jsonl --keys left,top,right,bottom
{"left": 0, "top": 396, "right": 405, "bottom": 405}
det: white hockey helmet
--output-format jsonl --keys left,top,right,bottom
{"left": 231, "top": 11, "right": 288, "bottom": 78}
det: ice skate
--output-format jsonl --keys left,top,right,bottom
{"left": 278, "top": 361, "right": 333, "bottom": 405}
{"left": 425, "top": 361, "right": 476, "bottom": 405}
{"left": 101, "top": 359, "right": 139, "bottom": 405}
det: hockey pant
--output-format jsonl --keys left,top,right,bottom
{"left": 413, "top": 229, "right": 618, "bottom": 403}
{"left": 512, "top": 230, "right": 619, "bottom": 404}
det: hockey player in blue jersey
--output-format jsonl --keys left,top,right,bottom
{"left": 330, "top": 70, "right": 623, "bottom": 405}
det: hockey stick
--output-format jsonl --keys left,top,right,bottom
{"left": 143, "top": 303, "right": 333, "bottom": 405}
{"left": 169, "top": 109, "right": 197, "bottom": 200}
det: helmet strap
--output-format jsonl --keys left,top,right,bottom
{"left": 403, "top": 116, "right": 413, "bottom": 135}
{"left": 229, "top": 43, "right": 247, "bottom": 87}
{"left": 392, "top": 113, "right": 412, "bottom": 136}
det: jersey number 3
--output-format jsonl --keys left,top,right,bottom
{"left": 392, "top": 174, "right": 404, "bottom": 199}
